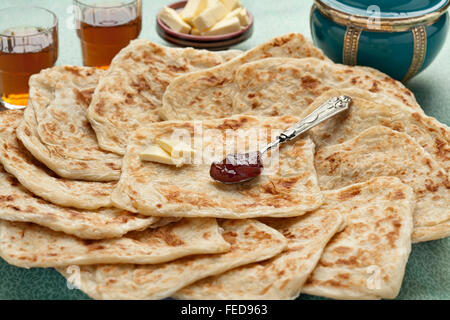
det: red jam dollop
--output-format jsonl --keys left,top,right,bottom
{"left": 210, "top": 151, "right": 263, "bottom": 184}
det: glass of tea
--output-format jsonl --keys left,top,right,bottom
{"left": 74, "top": 0, "right": 142, "bottom": 69}
{"left": 0, "top": 7, "right": 58, "bottom": 110}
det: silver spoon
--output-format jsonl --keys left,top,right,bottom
{"left": 210, "top": 95, "right": 352, "bottom": 184}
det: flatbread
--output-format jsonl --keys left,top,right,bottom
{"left": 175, "top": 210, "right": 344, "bottom": 300}
{"left": 0, "top": 109, "right": 115, "bottom": 210}
{"left": 315, "top": 126, "right": 450, "bottom": 243}
{"left": 302, "top": 177, "right": 415, "bottom": 300}
{"left": 231, "top": 58, "right": 422, "bottom": 117}
{"left": 160, "top": 33, "right": 327, "bottom": 121}
{"left": 87, "top": 39, "right": 242, "bottom": 155}
{"left": 0, "top": 218, "right": 229, "bottom": 268}
{"left": 304, "top": 89, "right": 450, "bottom": 173}
{"left": 57, "top": 219, "right": 287, "bottom": 300}
{"left": 22, "top": 66, "right": 122, "bottom": 182}
{"left": 112, "top": 115, "right": 323, "bottom": 218}
{"left": 0, "top": 165, "right": 158, "bottom": 240}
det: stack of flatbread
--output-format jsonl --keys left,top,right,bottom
{"left": 0, "top": 33, "right": 448, "bottom": 300}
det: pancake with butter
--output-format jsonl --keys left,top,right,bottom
{"left": 111, "top": 115, "right": 323, "bottom": 219}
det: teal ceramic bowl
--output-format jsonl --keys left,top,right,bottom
{"left": 310, "top": 0, "right": 450, "bottom": 82}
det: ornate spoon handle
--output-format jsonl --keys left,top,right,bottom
{"left": 261, "top": 96, "right": 352, "bottom": 154}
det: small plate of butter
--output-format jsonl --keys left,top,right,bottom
{"left": 156, "top": 0, "right": 254, "bottom": 49}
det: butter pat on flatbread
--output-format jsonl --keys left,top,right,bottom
{"left": 112, "top": 115, "right": 323, "bottom": 219}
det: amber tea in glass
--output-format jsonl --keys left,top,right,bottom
{"left": 0, "top": 7, "right": 58, "bottom": 109}
{"left": 74, "top": 0, "right": 142, "bottom": 69}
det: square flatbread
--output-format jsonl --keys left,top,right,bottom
{"left": 231, "top": 58, "right": 422, "bottom": 118}
{"left": 112, "top": 115, "right": 323, "bottom": 218}
{"left": 57, "top": 219, "right": 287, "bottom": 300}
{"left": 302, "top": 177, "right": 415, "bottom": 300}
{"left": 0, "top": 165, "right": 158, "bottom": 239}
{"left": 87, "top": 40, "right": 242, "bottom": 155}
{"left": 160, "top": 33, "right": 327, "bottom": 121}
{"left": 0, "top": 218, "right": 229, "bottom": 268}
{"left": 314, "top": 126, "right": 450, "bottom": 243}
{"left": 0, "top": 110, "right": 117, "bottom": 210}
{"left": 19, "top": 66, "right": 122, "bottom": 182}
{"left": 175, "top": 210, "right": 344, "bottom": 300}
{"left": 303, "top": 89, "right": 449, "bottom": 173}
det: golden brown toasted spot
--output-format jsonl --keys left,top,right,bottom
{"left": 261, "top": 181, "right": 278, "bottom": 195}
{"left": 0, "top": 195, "right": 15, "bottom": 202}
{"left": 333, "top": 246, "right": 352, "bottom": 254}
{"left": 87, "top": 244, "right": 106, "bottom": 251}
{"left": 392, "top": 189, "right": 406, "bottom": 200}
{"left": 168, "top": 65, "right": 188, "bottom": 73}
{"left": 337, "top": 273, "right": 350, "bottom": 280}
{"left": 338, "top": 187, "right": 361, "bottom": 201}
{"left": 74, "top": 88, "right": 95, "bottom": 107}
{"left": 279, "top": 279, "right": 290, "bottom": 290}
{"left": 222, "top": 230, "right": 238, "bottom": 244}
{"left": 424, "top": 180, "right": 439, "bottom": 193}
{"left": 300, "top": 75, "right": 320, "bottom": 90}
{"left": 132, "top": 75, "right": 150, "bottom": 93}
{"left": 159, "top": 231, "right": 185, "bottom": 247}
{"left": 387, "top": 219, "right": 401, "bottom": 248}
{"left": 94, "top": 102, "right": 106, "bottom": 117}
{"left": 125, "top": 94, "right": 134, "bottom": 105}
{"left": 161, "top": 188, "right": 215, "bottom": 208}
{"left": 23, "top": 126, "right": 32, "bottom": 137}
{"left": 433, "top": 138, "right": 447, "bottom": 159}
{"left": 259, "top": 284, "right": 272, "bottom": 295}
{"left": 369, "top": 80, "right": 380, "bottom": 93}
{"left": 335, "top": 255, "right": 358, "bottom": 266}
{"left": 217, "top": 118, "right": 249, "bottom": 130}
{"left": 64, "top": 66, "right": 84, "bottom": 77}
{"left": 7, "top": 204, "right": 21, "bottom": 211}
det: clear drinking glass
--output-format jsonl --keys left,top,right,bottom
{"left": 0, "top": 6, "right": 58, "bottom": 110}
{"left": 74, "top": 0, "right": 142, "bottom": 69}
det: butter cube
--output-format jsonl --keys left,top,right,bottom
{"left": 237, "top": 8, "right": 250, "bottom": 26}
{"left": 193, "top": 0, "right": 229, "bottom": 31}
{"left": 224, "top": 7, "right": 249, "bottom": 26}
{"left": 180, "top": 0, "right": 208, "bottom": 23}
{"left": 139, "top": 145, "right": 183, "bottom": 167}
{"left": 156, "top": 138, "right": 196, "bottom": 161}
{"left": 220, "top": 0, "right": 241, "bottom": 11}
{"left": 191, "top": 27, "right": 202, "bottom": 35}
{"left": 159, "top": 6, "right": 191, "bottom": 34}
{"left": 202, "top": 17, "right": 241, "bottom": 36}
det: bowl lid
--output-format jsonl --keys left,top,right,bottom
{"left": 318, "top": 0, "right": 450, "bottom": 19}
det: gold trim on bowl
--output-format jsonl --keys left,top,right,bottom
{"left": 403, "top": 25, "right": 428, "bottom": 82}
{"left": 315, "top": 0, "right": 449, "bottom": 32}
{"left": 343, "top": 26, "right": 362, "bottom": 66}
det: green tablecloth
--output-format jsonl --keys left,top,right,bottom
{"left": 0, "top": 0, "right": 448, "bottom": 300}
